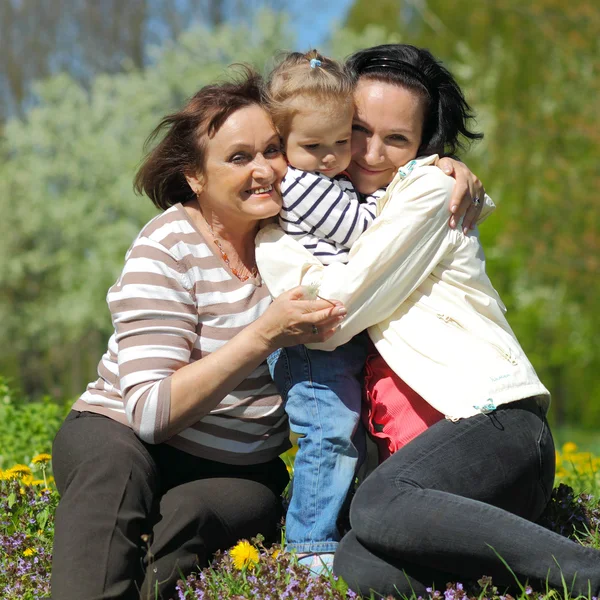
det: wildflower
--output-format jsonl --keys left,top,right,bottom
{"left": 229, "top": 540, "right": 259, "bottom": 570}
{"left": 21, "top": 474, "right": 34, "bottom": 486}
{"left": 32, "top": 453, "right": 52, "bottom": 465}
{"left": 23, "top": 548, "right": 36, "bottom": 557}
{"left": 6, "top": 464, "right": 32, "bottom": 478}
{"left": 562, "top": 442, "right": 578, "bottom": 454}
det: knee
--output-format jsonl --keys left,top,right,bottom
{"left": 350, "top": 471, "right": 413, "bottom": 542}
{"left": 54, "top": 418, "right": 156, "bottom": 499}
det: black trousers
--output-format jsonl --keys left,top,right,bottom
{"left": 334, "top": 398, "right": 600, "bottom": 598}
{"left": 51, "top": 410, "right": 289, "bottom": 600}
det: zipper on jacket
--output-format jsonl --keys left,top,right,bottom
{"left": 436, "top": 313, "right": 518, "bottom": 365}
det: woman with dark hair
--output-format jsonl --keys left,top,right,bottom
{"left": 49, "top": 65, "right": 481, "bottom": 600}
{"left": 256, "top": 44, "right": 600, "bottom": 596}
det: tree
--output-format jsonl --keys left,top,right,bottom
{"left": 0, "top": 10, "right": 290, "bottom": 398}
{"left": 0, "top": 0, "right": 287, "bottom": 120}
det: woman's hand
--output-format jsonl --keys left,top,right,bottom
{"left": 436, "top": 157, "right": 486, "bottom": 233}
{"left": 253, "top": 286, "right": 347, "bottom": 352}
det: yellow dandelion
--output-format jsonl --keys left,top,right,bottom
{"left": 32, "top": 479, "right": 45, "bottom": 486}
{"left": 23, "top": 548, "right": 37, "bottom": 557}
{"left": 271, "top": 548, "right": 281, "bottom": 559}
{"left": 7, "top": 464, "right": 32, "bottom": 477}
{"left": 21, "top": 474, "right": 34, "bottom": 486}
{"left": 562, "top": 442, "right": 578, "bottom": 454}
{"left": 32, "top": 453, "right": 52, "bottom": 465}
{"left": 230, "top": 540, "right": 259, "bottom": 570}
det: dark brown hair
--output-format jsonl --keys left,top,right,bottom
{"left": 134, "top": 67, "right": 268, "bottom": 210}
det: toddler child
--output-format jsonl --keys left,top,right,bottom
{"left": 264, "top": 50, "right": 385, "bottom": 573}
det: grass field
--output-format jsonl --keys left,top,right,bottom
{"left": 1, "top": 387, "right": 599, "bottom": 599}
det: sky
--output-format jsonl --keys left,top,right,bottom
{"left": 288, "top": 0, "right": 354, "bottom": 50}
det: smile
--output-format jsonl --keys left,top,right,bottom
{"left": 352, "top": 161, "right": 388, "bottom": 175}
{"left": 247, "top": 185, "right": 273, "bottom": 194}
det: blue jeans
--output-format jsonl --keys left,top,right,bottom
{"left": 268, "top": 334, "right": 368, "bottom": 553}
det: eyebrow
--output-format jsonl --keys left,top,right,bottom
{"left": 352, "top": 117, "right": 414, "bottom": 135}
{"left": 224, "top": 133, "right": 281, "bottom": 152}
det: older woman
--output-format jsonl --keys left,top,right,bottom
{"left": 49, "top": 72, "right": 347, "bottom": 600}
{"left": 50, "top": 68, "right": 482, "bottom": 600}
{"left": 256, "top": 45, "right": 600, "bottom": 596}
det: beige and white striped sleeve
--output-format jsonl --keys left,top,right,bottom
{"left": 108, "top": 236, "right": 198, "bottom": 444}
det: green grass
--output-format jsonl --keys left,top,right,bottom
{"left": 1, "top": 379, "right": 599, "bottom": 599}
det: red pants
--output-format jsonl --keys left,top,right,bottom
{"left": 363, "top": 351, "right": 444, "bottom": 462}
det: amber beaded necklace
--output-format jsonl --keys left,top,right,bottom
{"left": 210, "top": 235, "right": 258, "bottom": 282}
{"left": 202, "top": 219, "right": 258, "bottom": 282}
{"left": 195, "top": 196, "right": 258, "bottom": 282}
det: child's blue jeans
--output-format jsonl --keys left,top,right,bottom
{"left": 267, "top": 333, "right": 368, "bottom": 553}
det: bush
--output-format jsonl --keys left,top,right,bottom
{"left": 0, "top": 377, "right": 69, "bottom": 469}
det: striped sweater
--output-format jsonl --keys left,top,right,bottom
{"left": 279, "top": 166, "right": 385, "bottom": 264}
{"left": 73, "top": 203, "right": 290, "bottom": 465}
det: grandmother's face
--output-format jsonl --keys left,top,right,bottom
{"left": 196, "top": 105, "right": 286, "bottom": 225}
{"left": 348, "top": 80, "right": 425, "bottom": 195}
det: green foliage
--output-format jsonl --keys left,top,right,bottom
{"left": 0, "top": 10, "right": 292, "bottom": 400}
{"left": 0, "top": 460, "right": 58, "bottom": 599}
{"left": 0, "top": 377, "right": 69, "bottom": 469}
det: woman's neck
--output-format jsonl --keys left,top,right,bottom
{"left": 185, "top": 201, "right": 259, "bottom": 277}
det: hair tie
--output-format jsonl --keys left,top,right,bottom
{"left": 353, "top": 54, "right": 435, "bottom": 99}
{"left": 309, "top": 58, "right": 322, "bottom": 69}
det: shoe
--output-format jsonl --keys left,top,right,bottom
{"left": 298, "top": 552, "right": 335, "bottom": 576}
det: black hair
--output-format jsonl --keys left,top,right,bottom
{"left": 345, "top": 44, "right": 483, "bottom": 157}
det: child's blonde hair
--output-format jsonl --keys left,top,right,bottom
{"left": 266, "top": 50, "right": 354, "bottom": 135}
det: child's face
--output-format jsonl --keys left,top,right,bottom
{"left": 283, "top": 97, "right": 353, "bottom": 178}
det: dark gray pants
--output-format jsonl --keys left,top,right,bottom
{"left": 51, "top": 411, "right": 288, "bottom": 600}
{"left": 334, "top": 397, "right": 600, "bottom": 597}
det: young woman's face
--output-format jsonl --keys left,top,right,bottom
{"left": 348, "top": 80, "right": 425, "bottom": 195}
{"left": 194, "top": 105, "right": 287, "bottom": 226}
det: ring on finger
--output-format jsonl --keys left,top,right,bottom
{"left": 312, "top": 325, "right": 318, "bottom": 335}
{"left": 472, "top": 196, "right": 481, "bottom": 206}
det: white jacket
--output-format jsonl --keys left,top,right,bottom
{"left": 256, "top": 155, "right": 550, "bottom": 421}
